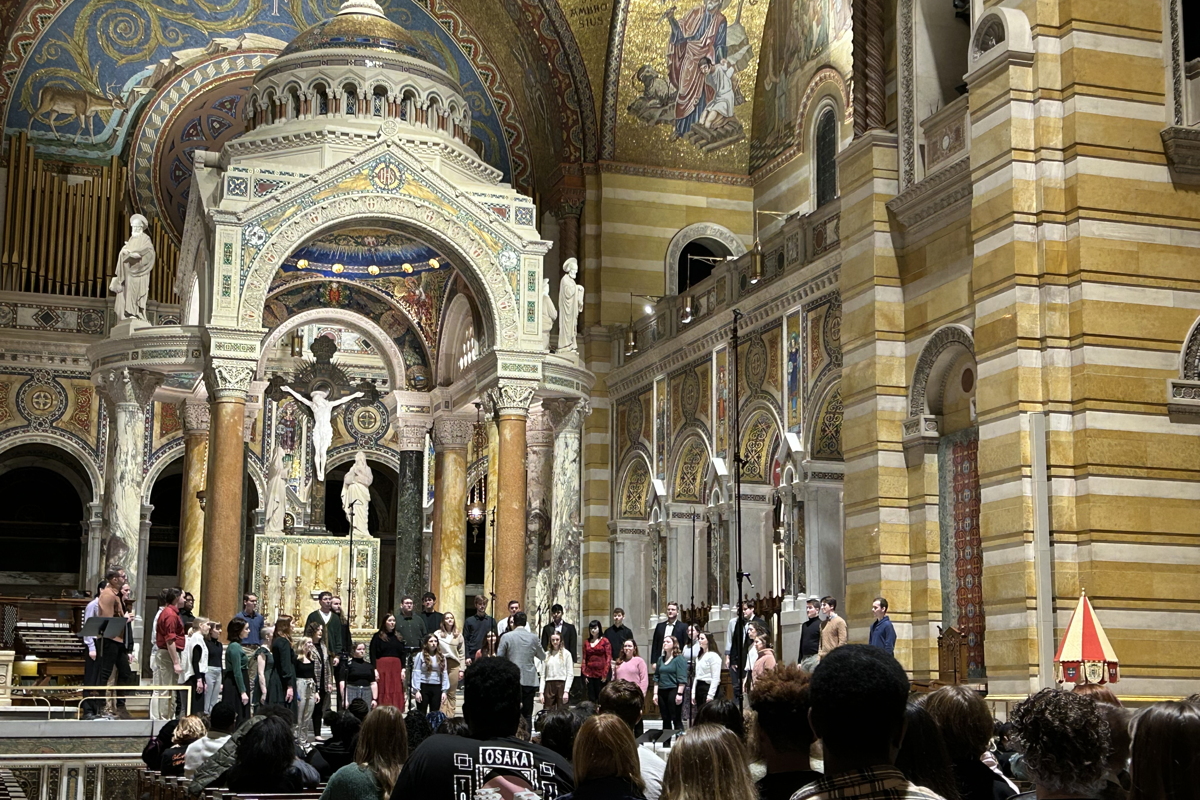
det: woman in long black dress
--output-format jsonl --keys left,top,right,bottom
{"left": 269, "top": 615, "right": 297, "bottom": 712}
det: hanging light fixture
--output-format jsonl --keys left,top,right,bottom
{"left": 624, "top": 293, "right": 638, "bottom": 357}
{"left": 681, "top": 294, "right": 694, "bottom": 324}
{"left": 466, "top": 402, "right": 487, "bottom": 527}
{"left": 749, "top": 239, "right": 763, "bottom": 285}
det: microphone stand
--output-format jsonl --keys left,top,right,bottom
{"left": 347, "top": 499, "right": 357, "bottom": 631}
{"left": 688, "top": 510, "right": 697, "bottom": 731}
{"left": 730, "top": 309, "right": 750, "bottom": 711}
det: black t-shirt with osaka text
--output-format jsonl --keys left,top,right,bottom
{"left": 394, "top": 733, "right": 574, "bottom": 800}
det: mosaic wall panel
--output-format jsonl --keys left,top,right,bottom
{"left": 715, "top": 348, "right": 728, "bottom": 458}
{"left": 803, "top": 293, "right": 842, "bottom": 400}
{"left": 0, "top": 367, "right": 105, "bottom": 475}
{"left": 654, "top": 376, "right": 668, "bottom": 479}
{"left": 785, "top": 310, "right": 802, "bottom": 431}
{"left": 939, "top": 427, "right": 985, "bottom": 680}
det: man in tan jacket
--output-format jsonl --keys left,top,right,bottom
{"left": 818, "top": 596, "right": 848, "bottom": 659}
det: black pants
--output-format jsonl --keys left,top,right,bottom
{"left": 416, "top": 683, "right": 442, "bottom": 717}
{"left": 520, "top": 685, "right": 536, "bottom": 729}
{"left": 586, "top": 676, "right": 605, "bottom": 702}
{"left": 731, "top": 666, "right": 744, "bottom": 704}
{"left": 658, "top": 687, "right": 683, "bottom": 730}
{"left": 694, "top": 681, "right": 711, "bottom": 714}
{"left": 312, "top": 690, "right": 328, "bottom": 737}
{"left": 185, "top": 677, "right": 204, "bottom": 717}
{"left": 87, "top": 639, "right": 135, "bottom": 715}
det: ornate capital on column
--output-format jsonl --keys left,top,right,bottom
{"left": 542, "top": 397, "right": 590, "bottom": 434}
{"left": 482, "top": 380, "right": 537, "bottom": 418}
{"left": 431, "top": 416, "right": 472, "bottom": 450}
{"left": 206, "top": 359, "right": 254, "bottom": 400}
{"left": 181, "top": 400, "right": 211, "bottom": 434}
{"left": 398, "top": 423, "right": 430, "bottom": 452}
{"left": 94, "top": 367, "right": 163, "bottom": 407}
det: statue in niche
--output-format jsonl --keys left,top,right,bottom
{"left": 110, "top": 214, "right": 155, "bottom": 321}
{"left": 557, "top": 257, "right": 584, "bottom": 352}
{"left": 281, "top": 385, "right": 363, "bottom": 479}
{"left": 264, "top": 447, "right": 288, "bottom": 535}
{"left": 541, "top": 277, "right": 557, "bottom": 341}
{"left": 341, "top": 451, "right": 373, "bottom": 537}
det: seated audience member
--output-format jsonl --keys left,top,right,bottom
{"left": 694, "top": 699, "right": 746, "bottom": 742}
{"left": 225, "top": 715, "right": 312, "bottom": 793}
{"left": 321, "top": 706, "right": 408, "bottom": 800}
{"left": 896, "top": 704, "right": 961, "bottom": 800}
{"left": 184, "top": 702, "right": 238, "bottom": 779}
{"left": 142, "top": 719, "right": 178, "bottom": 769}
{"left": 598, "top": 680, "right": 667, "bottom": 800}
{"left": 161, "top": 716, "right": 207, "bottom": 776}
{"left": 393, "top": 657, "right": 574, "bottom": 799}
{"left": 540, "top": 707, "right": 587, "bottom": 763}
{"left": 749, "top": 664, "right": 821, "bottom": 800}
{"left": 1093, "top": 702, "right": 1133, "bottom": 800}
{"left": 1071, "top": 683, "right": 1122, "bottom": 707}
{"left": 310, "top": 711, "right": 363, "bottom": 780}
{"left": 563, "top": 714, "right": 647, "bottom": 800}
{"left": 405, "top": 712, "right": 434, "bottom": 752}
{"left": 661, "top": 724, "right": 758, "bottom": 800}
{"left": 1009, "top": 689, "right": 1111, "bottom": 800}
{"left": 186, "top": 705, "right": 303, "bottom": 794}
{"left": 347, "top": 697, "right": 370, "bottom": 722}
{"left": 923, "top": 685, "right": 1016, "bottom": 800}
{"left": 1127, "top": 700, "right": 1200, "bottom": 800}
{"left": 793, "top": 644, "right": 946, "bottom": 800}
{"left": 435, "top": 717, "right": 470, "bottom": 737}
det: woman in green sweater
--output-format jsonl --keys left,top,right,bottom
{"left": 320, "top": 706, "right": 408, "bottom": 800}
{"left": 223, "top": 618, "right": 252, "bottom": 723}
{"left": 653, "top": 634, "right": 688, "bottom": 731}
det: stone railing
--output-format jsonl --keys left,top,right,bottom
{"left": 617, "top": 198, "right": 840, "bottom": 365}
{"left": 920, "top": 93, "right": 970, "bottom": 177}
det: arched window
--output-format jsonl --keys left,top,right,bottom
{"left": 314, "top": 83, "right": 329, "bottom": 116}
{"left": 373, "top": 85, "right": 388, "bottom": 117}
{"left": 815, "top": 107, "right": 838, "bottom": 207}
{"left": 343, "top": 83, "right": 359, "bottom": 116}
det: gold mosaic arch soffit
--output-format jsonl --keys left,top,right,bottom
{"left": 230, "top": 144, "right": 535, "bottom": 351}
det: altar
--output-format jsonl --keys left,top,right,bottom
{"left": 251, "top": 533, "right": 380, "bottom": 639}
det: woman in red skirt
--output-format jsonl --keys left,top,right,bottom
{"left": 369, "top": 613, "right": 406, "bottom": 709}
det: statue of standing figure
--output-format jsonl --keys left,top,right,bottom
{"left": 281, "top": 386, "right": 363, "bottom": 479}
{"left": 341, "top": 451, "right": 373, "bottom": 537}
{"left": 110, "top": 214, "right": 155, "bottom": 321}
{"left": 541, "top": 276, "right": 557, "bottom": 343}
{"left": 263, "top": 447, "right": 288, "bottom": 535}
{"left": 557, "top": 257, "right": 584, "bottom": 353}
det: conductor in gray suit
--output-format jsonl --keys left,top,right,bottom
{"left": 496, "top": 611, "right": 546, "bottom": 729}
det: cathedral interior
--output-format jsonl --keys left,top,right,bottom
{"left": 0, "top": 0, "right": 1199, "bottom": 773}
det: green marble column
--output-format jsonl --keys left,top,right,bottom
{"left": 395, "top": 425, "right": 426, "bottom": 610}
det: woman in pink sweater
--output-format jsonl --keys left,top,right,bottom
{"left": 613, "top": 639, "right": 648, "bottom": 693}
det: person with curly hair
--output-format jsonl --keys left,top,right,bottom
{"left": 1127, "top": 700, "right": 1200, "bottom": 800}
{"left": 748, "top": 664, "right": 820, "bottom": 800}
{"left": 923, "top": 685, "right": 1016, "bottom": 800}
{"left": 1009, "top": 689, "right": 1111, "bottom": 800}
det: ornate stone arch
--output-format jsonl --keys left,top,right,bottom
{"left": 0, "top": 433, "right": 101, "bottom": 503}
{"left": 908, "top": 324, "right": 975, "bottom": 419}
{"left": 665, "top": 222, "right": 747, "bottom": 297}
{"left": 617, "top": 453, "right": 654, "bottom": 520}
{"left": 228, "top": 143, "right": 538, "bottom": 353}
{"left": 739, "top": 403, "right": 784, "bottom": 484}
{"left": 437, "top": 291, "right": 484, "bottom": 385}
{"left": 670, "top": 433, "right": 712, "bottom": 503}
{"left": 796, "top": 66, "right": 853, "bottom": 148}
{"left": 259, "top": 307, "right": 411, "bottom": 390}
{"left": 142, "top": 439, "right": 185, "bottom": 502}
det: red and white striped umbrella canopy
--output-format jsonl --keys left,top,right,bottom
{"left": 1054, "top": 589, "right": 1119, "bottom": 685}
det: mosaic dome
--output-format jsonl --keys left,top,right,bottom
{"left": 278, "top": 0, "right": 431, "bottom": 62}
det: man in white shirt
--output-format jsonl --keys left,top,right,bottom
{"left": 598, "top": 680, "right": 666, "bottom": 800}
{"left": 496, "top": 600, "right": 521, "bottom": 636}
{"left": 183, "top": 702, "right": 237, "bottom": 778}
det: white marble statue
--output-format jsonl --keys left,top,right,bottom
{"left": 110, "top": 214, "right": 156, "bottom": 321}
{"left": 341, "top": 451, "right": 373, "bottom": 537}
{"left": 263, "top": 447, "right": 288, "bottom": 535}
{"left": 541, "top": 277, "right": 557, "bottom": 337}
{"left": 557, "top": 257, "right": 584, "bottom": 352}
{"left": 281, "top": 386, "right": 364, "bottom": 479}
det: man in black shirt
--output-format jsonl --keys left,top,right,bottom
{"left": 649, "top": 601, "right": 687, "bottom": 668}
{"left": 419, "top": 591, "right": 445, "bottom": 635}
{"left": 539, "top": 604, "right": 579, "bottom": 660}
{"left": 603, "top": 608, "right": 633, "bottom": 671}
{"left": 394, "top": 655, "right": 573, "bottom": 799}
{"left": 798, "top": 597, "right": 821, "bottom": 672}
{"left": 463, "top": 594, "right": 496, "bottom": 664}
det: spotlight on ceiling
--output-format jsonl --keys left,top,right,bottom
{"left": 332, "top": 263, "right": 344, "bottom": 274}
{"left": 367, "top": 265, "right": 380, "bottom": 275}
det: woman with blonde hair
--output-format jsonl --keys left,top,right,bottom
{"left": 160, "top": 714, "right": 207, "bottom": 776}
{"left": 539, "top": 631, "right": 575, "bottom": 713}
{"left": 435, "top": 613, "right": 465, "bottom": 714}
{"left": 662, "top": 724, "right": 757, "bottom": 800}
{"left": 320, "top": 705, "right": 409, "bottom": 800}
{"left": 562, "top": 713, "right": 646, "bottom": 800}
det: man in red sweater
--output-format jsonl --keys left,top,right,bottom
{"left": 153, "top": 587, "right": 186, "bottom": 719}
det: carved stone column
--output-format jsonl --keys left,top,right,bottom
{"left": 525, "top": 406, "right": 555, "bottom": 622}
{"left": 201, "top": 361, "right": 253, "bottom": 627}
{"left": 485, "top": 380, "right": 536, "bottom": 609}
{"left": 178, "top": 400, "right": 210, "bottom": 606}
{"left": 395, "top": 424, "right": 428, "bottom": 608}
{"left": 544, "top": 398, "right": 588, "bottom": 631}
{"left": 95, "top": 367, "right": 163, "bottom": 603}
{"left": 430, "top": 416, "right": 471, "bottom": 612}
{"left": 555, "top": 200, "right": 584, "bottom": 266}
